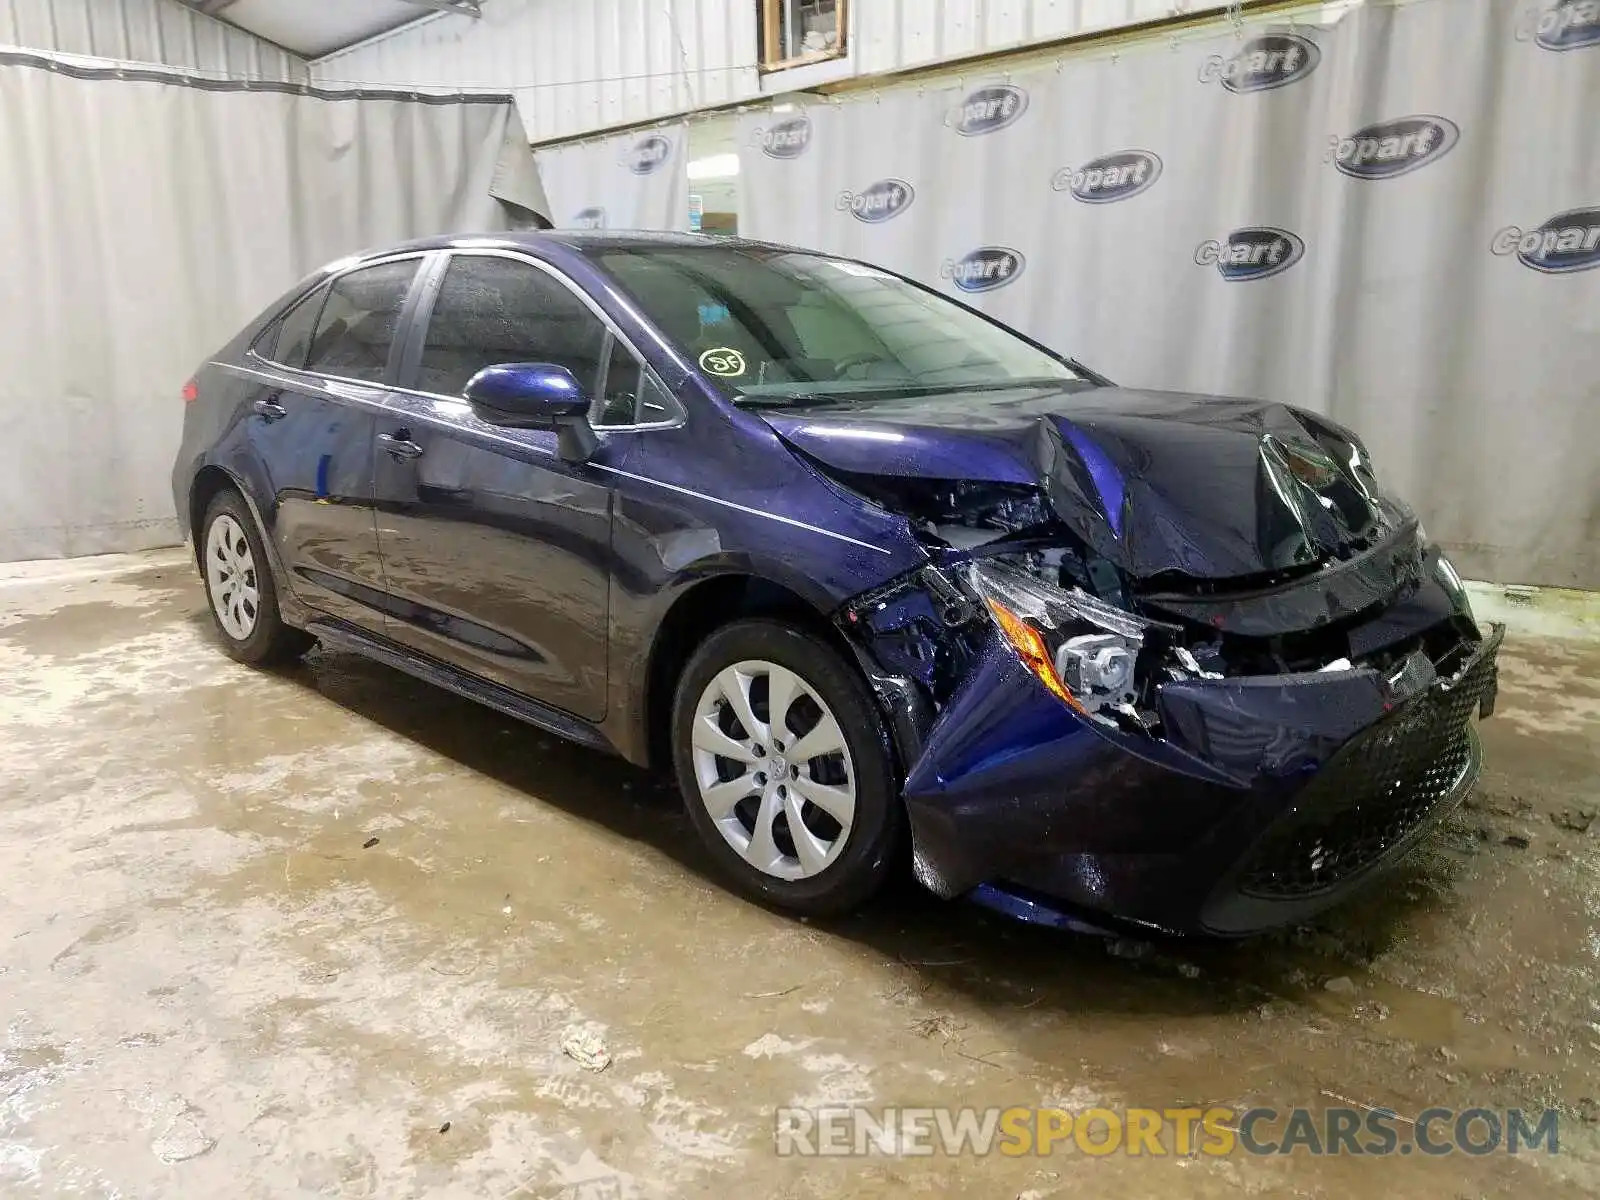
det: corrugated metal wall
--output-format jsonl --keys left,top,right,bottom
{"left": 855, "top": 0, "right": 1232, "bottom": 75}
{"left": 0, "top": 0, "right": 306, "bottom": 81}
{"left": 313, "top": 0, "right": 1235, "bottom": 145}
{"left": 312, "top": 0, "right": 760, "bottom": 145}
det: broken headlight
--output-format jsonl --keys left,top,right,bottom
{"left": 967, "top": 560, "right": 1147, "bottom": 720}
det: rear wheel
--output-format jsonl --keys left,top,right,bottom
{"left": 671, "top": 619, "right": 901, "bottom": 915}
{"left": 199, "top": 489, "right": 313, "bottom": 666}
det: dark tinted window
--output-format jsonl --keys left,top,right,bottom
{"left": 594, "top": 337, "right": 678, "bottom": 427}
{"left": 268, "top": 283, "right": 328, "bottom": 369}
{"left": 415, "top": 255, "right": 606, "bottom": 397}
{"left": 304, "top": 258, "right": 419, "bottom": 382}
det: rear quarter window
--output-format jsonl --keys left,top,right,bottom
{"left": 262, "top": 283, "right": 329, "bottom": 369}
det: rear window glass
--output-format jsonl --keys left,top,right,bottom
{"left": 304, "top": 259, "right": 420, "bottom": 383}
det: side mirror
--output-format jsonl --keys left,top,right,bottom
{"left": 463, "top": 362, "right": 598, "bottom": 463}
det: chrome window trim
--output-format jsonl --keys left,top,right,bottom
{"left": 220, "top": 358, "right": 562, "bottom": 461}
{"left": 422, "top": 247, "right": 687, "bottom": 433}
{"left": 245, "top": 246, "right": 686, "bottom": 432}
{"left": 219, "top": 359, "right": 396, "bottom": 418}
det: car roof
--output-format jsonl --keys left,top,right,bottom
{"left": 347, "top": 229, "right": 806, "bottom": 265}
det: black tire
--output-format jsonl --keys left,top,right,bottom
{"left": 671, "top": 618, "right": 902, "bottom": 916}
{"left": 198, "top": 488, "right": 314, "bottom": 666}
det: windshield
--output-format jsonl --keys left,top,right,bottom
{"left": 594, "top": 245, "right": 1089, "bottom": 405}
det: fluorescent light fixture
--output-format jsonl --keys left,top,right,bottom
{"left": 687, "top": 154, "right": 741, "bottom": 180}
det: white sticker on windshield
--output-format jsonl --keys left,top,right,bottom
{"left": 699, "top": 347, "right": 747, "bottom": 377}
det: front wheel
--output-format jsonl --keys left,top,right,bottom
{"left": 671, "top": 619, "right": 902, "bottom": 916}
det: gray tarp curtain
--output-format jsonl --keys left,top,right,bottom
{"left": 0, "top": 50, "right": 545, "bottom": 562}
{"left": 737, "top": 0, "right": 1600, "bottom": 589}
{"left": 534, "top": 123, "right": 689, "bottom": 230}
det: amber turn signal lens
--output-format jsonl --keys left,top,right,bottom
{"left": 983, "top": 597, "right": 1082, "bottom": 712}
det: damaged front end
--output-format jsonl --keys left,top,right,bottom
{"left": 821, "top": 404, "right": 1502, "bottom": 936}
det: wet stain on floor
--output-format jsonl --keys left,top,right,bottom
{"left": 1, "top": 550, "right": 1598, "bottom": 1197}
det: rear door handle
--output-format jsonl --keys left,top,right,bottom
{"left": 252, "top": 396, "right": 287, "bottom": 421}
{"left": 378, "top": 431, "right": 425, "bottom": 461}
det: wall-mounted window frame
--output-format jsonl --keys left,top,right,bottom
{"left": 759, "top": 0, "right": 848, "bottom": 72}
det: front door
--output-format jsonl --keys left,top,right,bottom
{"left": 240, "top": 255, "right": 422, "bottom": 632}
{"left": 370, "top": 252, "right": 620, "bottom": 722}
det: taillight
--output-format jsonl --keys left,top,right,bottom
{"left": 182, "top": 378, "right": 199, "bottom": 403}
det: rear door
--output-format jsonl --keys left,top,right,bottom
{"left": 369, "top": 251, "right": 634, "bottom": 721}
{"left": 242, "top": 254, "right": 423, "bottom": 632}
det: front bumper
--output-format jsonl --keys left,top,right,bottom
{"left": 901, "top": 624, "right": 1503, "bottom": 936}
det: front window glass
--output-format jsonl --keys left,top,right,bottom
{"left": 594, "top": 337, "right": 679, "bottom": 427}
{"left": 595, "top": 246, "right": 1086, "bottom": 406}
{"left": 416, "top": 255, "right": 608, "bottom": 398}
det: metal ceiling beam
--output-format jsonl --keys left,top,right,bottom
{"left": 394, "top": 0, "right": 484, "bottom": 16}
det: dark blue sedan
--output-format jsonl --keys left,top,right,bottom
{"left": 172, "top": 231, "right": 1500, "bottom": 935}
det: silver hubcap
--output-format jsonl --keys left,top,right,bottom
{"left": 205, "top": 514, "right": 259, "bottom": 641}
{"left": 690, "top": 659, "right": 856, "bottom": 881}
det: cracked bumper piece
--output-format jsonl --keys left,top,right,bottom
{"left": 903, "top": 625, "right": 1503, "bottom": 936}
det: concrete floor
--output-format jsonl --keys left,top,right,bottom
{"left": 2, "top": 549, "right": 1599, "bottom": 1198}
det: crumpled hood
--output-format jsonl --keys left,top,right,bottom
{"left": 760, "top": 384, "right": 1400, "bottom": 581}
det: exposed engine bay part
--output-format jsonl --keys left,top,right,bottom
{"left": 1173, "top": 646, "right": 1222, "bottom": 680}
{"left": 839, "top": 527, "right": 1490, "bottom": 765}
{"left": 794, "top": 460, "right": 1055, "bottom": 551}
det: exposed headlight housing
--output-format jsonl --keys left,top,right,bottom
{"left": 1057, "top": 634, "right": 1137, "bottom": 707}
{"left": 967, "top": 561, "right": 1147, "bottom": 720}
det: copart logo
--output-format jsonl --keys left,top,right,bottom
{"left": 1516, "top": 0, "right": 1600, "bottom": 50}
{"left": 1199, "top": 33, "right": 1321, "bottom": 92}
{"left": 757, "top": 113, "right": 812, "bottom": 159}
{"left": 940, "top": 246, "right": 1026, "bottom": 293}
{"left": 1194, "top": 227, "right": 1305, "bottom": 281}
{"left": 1328, "top": 116, "right": 1460, "bottom": 180}
{"left": 1491, "top": 207, "right": 1600, "bottom": 273}
{"left": 1051, "top": 150, "right": 1163, "bottom": 203}
{"left": 951, "top": 84, "right": 1029, "bottom": 136}
{"left": 572, "top": 207, "right": 607, "bottom": 229}
{"left": 623, "top": 134, "right": 672, "bottom": 175}
{"left": 835, "top": 179, "right": 915, "bottom": 223}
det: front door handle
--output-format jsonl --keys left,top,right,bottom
{"left": 378, "top": 431, "right": 425, "bottom": 461}
{"left": 252, "top": 396, "right": 287, "bottom": 421}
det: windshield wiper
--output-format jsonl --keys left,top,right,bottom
{"left": 1061, "top": 357, "right": 1108, "bottom": 385}
{"left": 734, "top": 391, "right": 855, "bottom": 409}
{"left": 736, "top": 377, "right": 1082, "bottom": 408}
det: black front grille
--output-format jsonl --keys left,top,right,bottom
{"left": 1238, "top": 645, "right": 1498, "bottom": 899}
